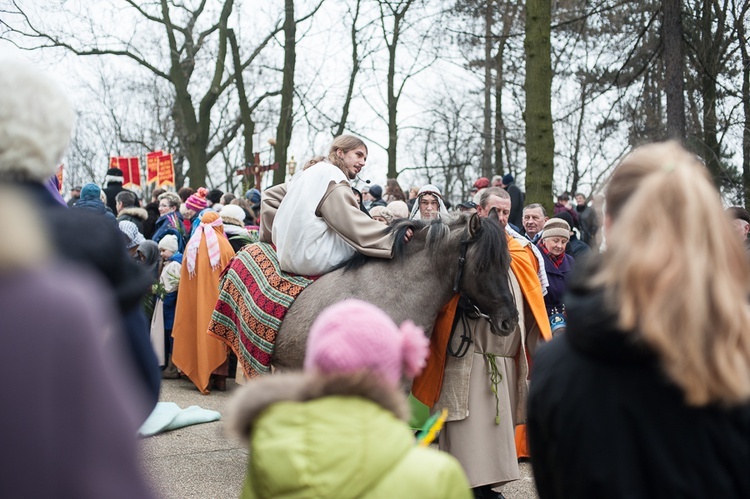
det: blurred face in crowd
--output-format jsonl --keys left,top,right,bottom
{"left": 419, "top": 193, "right": 440, "bottom": 220}
{"left": 523, "top": 207, "right": 547, "bottom": 238}
{"left": 575, "top": 194, "right": 586, "bottom": 207}
{"left": 160, "top": 248, "right": 175, "bottom": 260}
{"left": 336, "top": 146, "right": 367, "bottom": 180}
{"left": 542, "top": 235, "right": 568, "bottom": 257}
{"left": 159, "top": 200, "right": 176, "bottom": 216}
{"left": 477, "top": 195, "right": 511, "bottom": 227}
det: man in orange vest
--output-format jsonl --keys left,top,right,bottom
{"left": 413, "top": 187, "right": 551, "bottom": 499}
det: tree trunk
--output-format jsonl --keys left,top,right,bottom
{"left": 494, "top": 41, "right": 505, "bottom": 176}
{"left": 482, "top": 0, "right": 494, "bottom": 178}
{"left": 524, "top": 0, "right": 554, "bottom": 213}
{"left": 229, "top": 29, "right": 256, "bottom": 189}
{"left": 662, "top": 0, "right": 686, "bottom": 141}
{"left": 698, "top": 0, "right": 723, "bottom": 183}
{"left": 386, "top": 22, "right": 400, "bottom": 180}
{"left": 737, "top": 3, "right": 750, "bottom": 206}
{"left": 274, "top": 0, "right": 297, "bottom": 186}
{"left": 333, "top": 0, "right": 362, "bottom": 138}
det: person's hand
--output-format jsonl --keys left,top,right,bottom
{"left": 404, "top": 228, "right": 413, "bottom": 243}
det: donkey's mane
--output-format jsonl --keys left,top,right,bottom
{"left": 340, "top": 215, "right": 507, "bottom": 272}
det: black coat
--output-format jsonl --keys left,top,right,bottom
{"left": 505, "top": 183, "right": 524, "bottom": 228}
{"left": 528, "top": 261, "right": 750, "bottom": 499}
{"left": 103, "top": 181, "right": 126, "bottom": 214}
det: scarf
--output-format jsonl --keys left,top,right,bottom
{"left": 539, "top": 242, "right": 565, "bottom": 268}
{"left": 185, "top": 216, "right": 224, "bottom": 278}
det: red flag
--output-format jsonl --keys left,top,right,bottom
{"left": 120, "top": 157, "right": 141, "bottom": 188}
{"left": 157, "top": 153, "right": 174, "bottom": 187}
{"left": 146, "top": 151, "right": 162, "bottom": 185}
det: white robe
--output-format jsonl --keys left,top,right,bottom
{"left": 272, "top": 162, "right": 357, "bottom": 275}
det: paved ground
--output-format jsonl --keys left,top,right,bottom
{"left": 140, "top": 378, "right": 538, "bottom": 498}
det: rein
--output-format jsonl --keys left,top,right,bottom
{"left": 448, "top": 229, "right": 497, "bottom": 358}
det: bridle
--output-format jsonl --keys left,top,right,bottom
{"left": 448, "top": 227, "right": 497, "bottom": 358}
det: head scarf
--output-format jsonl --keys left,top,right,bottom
{"left": 409, "top": 184, "right": 450, "bottom": 220}
{"left": 184, "top": 211, "right": 224, "bottom": 277}
{"left": 136, "top": 240, "right": 160, "bottom": 280}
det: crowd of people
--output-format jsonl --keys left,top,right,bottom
{"left": 3, "top": 59, "right": 750, "bottom": 499}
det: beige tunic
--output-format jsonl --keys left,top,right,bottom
{"left": 437, "top": 272, "right": 543, "bottom": 489}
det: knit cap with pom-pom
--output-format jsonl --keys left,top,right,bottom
{"left": 304, "top": 299, "right": 430, "bottom": 387}
{"left": 185, "top": 187, "right": 208, "bottom": 212}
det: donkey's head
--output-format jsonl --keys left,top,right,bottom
{"left": 454, "top": 211, "right": 518, "bottom": 336}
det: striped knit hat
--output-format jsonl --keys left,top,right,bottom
{"left": 185, "top": 187, "right": 208, "bottom": 212}
{"left": 541, "top": 218, "right": 570, "bottom": 240}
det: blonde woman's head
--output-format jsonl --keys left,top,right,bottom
{"left": 593, "top": 141, "right": 750, "bottom": 406}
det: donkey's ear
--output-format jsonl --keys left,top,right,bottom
{"left": 487, "top": 207, "right": 500, "bottom": 224}
{"left": 469, "top": 212, "right": 482, "bottom": 238}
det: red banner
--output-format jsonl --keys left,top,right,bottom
{"left": 157, "top": 153, "right": 174, "bottom": 187}
{"left": 146, "top": 151, "right": 162, "bottom": 185}
{"left": 110, "top": 156, "right": 141, "bottom": 188}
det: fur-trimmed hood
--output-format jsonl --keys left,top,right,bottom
{"left": 228, "top": 371, "right": 409, "bottom": 440}
{"left": 117, "top": 207, "right": 148, "bottom": 221}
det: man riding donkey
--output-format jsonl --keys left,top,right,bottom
{"left": 412, "top": 186, "right": 552, "bottom": 499}
{"left": 209, "top": 135, "right": 412, "bottom": 380}
{"left": 260, "top": 134, "right": 410, "bottom": 275}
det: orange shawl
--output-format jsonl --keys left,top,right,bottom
{"left": 412, "top": 234, "right": 551, "bottom": 406}
{"left": 172, "top": 212, "right": 236, "bottom": 394}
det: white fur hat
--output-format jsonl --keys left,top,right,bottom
{"left": 220, "top": 204, "right": 246, "bottom": 226}
{"left": 0, "top": 61, "right": 74, "bottom": 182}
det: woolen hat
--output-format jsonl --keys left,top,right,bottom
{"left": 80, "top": 183, "right": 101, "bottom": 200}
{"left": 541, "top": 218, "right": 571, "bottom": 240}
{"left": 473, "top": 177, "right": 490, "bottom": 189}
{"left": 369, "top": 184, "right": 383, "bottom": 199}
{"left": 118, "top": 220, "right": 145, "bottom": 249}
{"left": 304, "top": 299, "right": 430, "bottom": 387}
{"left": 220, "top": 204, "right": 246, "bottom": 226}
{"left": 185, "top": 187, "right": 208, "bottom": 212}
{"left": 244, "top": 188, "right": 261, "bottom": 206}
{"left": 158, "top": 234, "right": 179, "bottom": 253}
{"left": 502, "top": 174, "right": 514, "bottom": 185}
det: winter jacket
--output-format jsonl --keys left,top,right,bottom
{"left": 73, "top": 196, "right": 117, "bottom": 224}
{"left": 103, "top": 182, "right": 127, "bottom": 214}
{"left": 228, "top": 372, "right": 472, "bottom": 499}
{"left": 142, "top": 201, "right": 160, "bottom": 239}
{"left": 152, "top": 212, "right": 186, "bottom": 251}
{"left": 528, "top": 261, "right": 750, "bottom": 499}
{"left": 565, "top": 234, "right": 590, "bottom": 261}
{"left": 505, "top": 182, "right": 525, "bottom": 228}
{"left": 117, "top": 207, "right": 148, "bottom": 234}
{"left": 575, "top": 204, "right": 598, "bottom": 247}
{"left": 537, "top": 244, "right": 574, "bottom": 314}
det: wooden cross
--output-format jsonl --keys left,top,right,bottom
{"left": 235, "top": 152, "right": 278, "bottom": 188}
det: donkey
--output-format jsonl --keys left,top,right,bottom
{"left": 272, "top": 211, "right": 519, "bottom": 370}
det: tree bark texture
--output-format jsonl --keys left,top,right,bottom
{"left": 662, "top": 0, "right": 687, "bottom": 141}
{"left": 274, "top": 0, "right": 297, "bottom": 186}
{"left": 524, "top": 0, "right": 554, "bottom": 213}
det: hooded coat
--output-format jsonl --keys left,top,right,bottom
{"left": 528, "top": 260, "right": 750, "bottom": 499}
{"left": 229, "top": 372, "right": 472, "bottom": 499}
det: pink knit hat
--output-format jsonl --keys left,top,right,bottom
{"left": 304, "top": 299, "right": 430, "bottom": 387}
{"left": 185, "top": 187, "right": 208, "bottom": 212}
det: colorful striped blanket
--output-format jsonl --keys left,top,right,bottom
{"left": 208, "top": 242, "right": 316, "bottom": 379}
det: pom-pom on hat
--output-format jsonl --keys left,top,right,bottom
{"left": 541, "top": 218, "right": 571, "bottom": 240}
{"left": 220, "top": 204, "right": 246, "bottom": 226}
{"left": 158, "top": 234, "right": 179, "bottom": 253}
{"left": 185, "top": 187, "right": 208, "bottom": 212}
{"left": 304, "top": 299, "right": 430, "bottom": 387}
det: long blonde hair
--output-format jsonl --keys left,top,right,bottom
{"left": 592, "top": 141, "right": 750, "bottom": 406}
